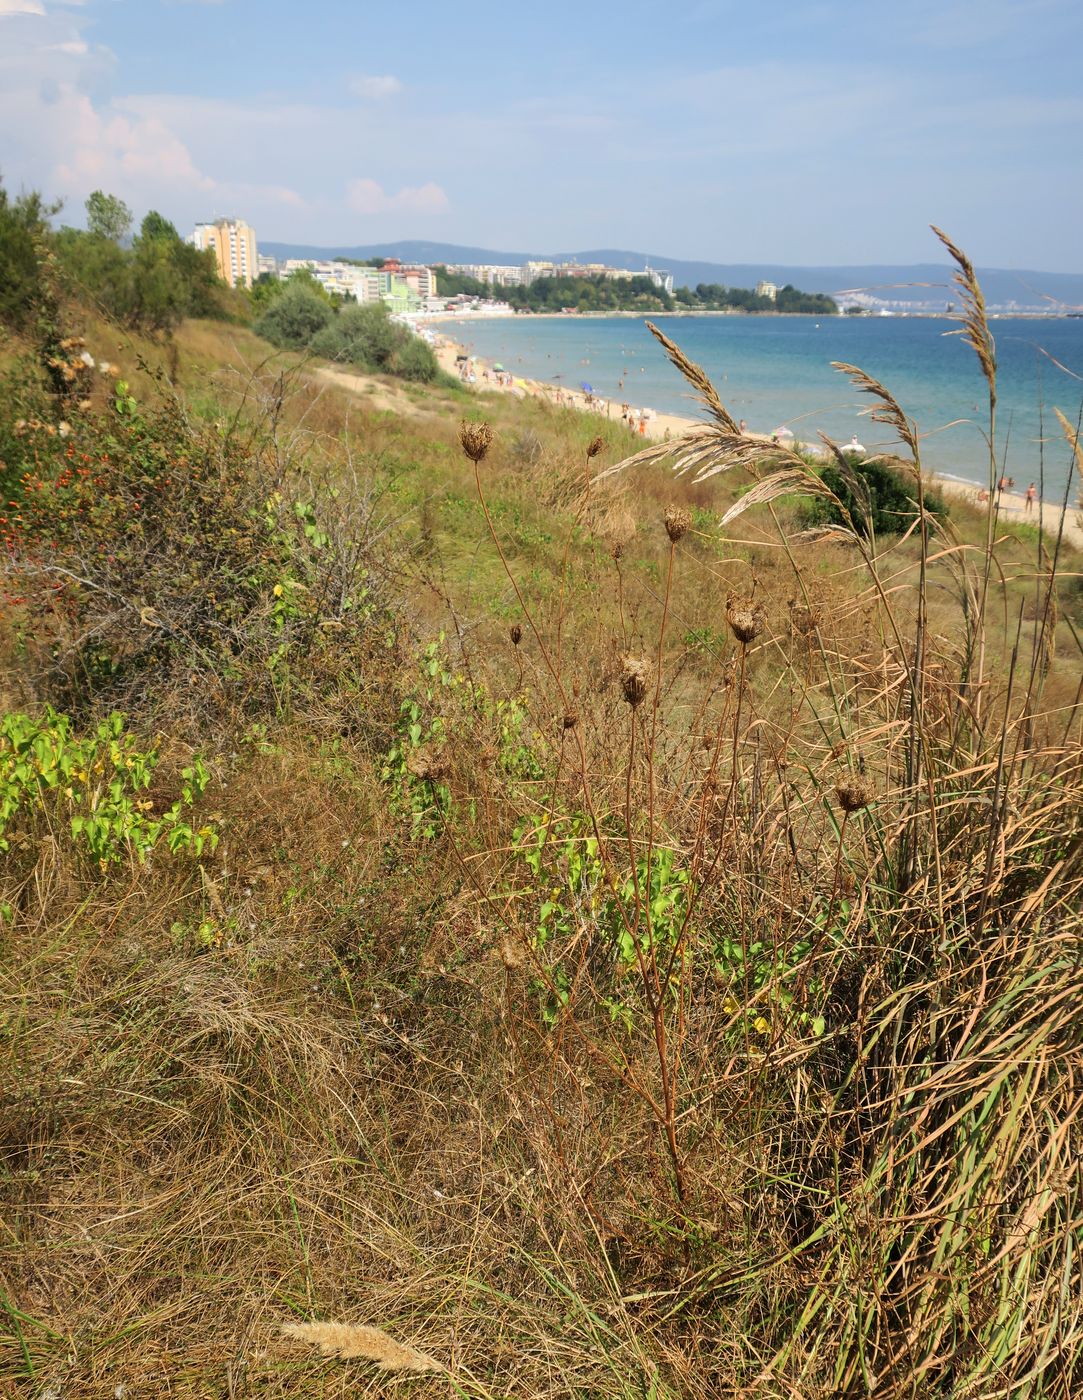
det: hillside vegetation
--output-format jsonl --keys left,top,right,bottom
{"left": 1, "top": 217, "right": 1082, "bottom": 1399}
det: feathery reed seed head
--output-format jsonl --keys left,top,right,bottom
{"left": 281, "top": 1321, "right": 441, "bottom": 1373}
{"left": 620, "top": 654, "right": 652, "bottom": 708}
{"left": 459, "top": 420, "right": 493, "bottom": 463}
{"left": 664, "top": 506, "right": 693, "bottom": 542}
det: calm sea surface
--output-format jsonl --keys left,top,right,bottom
{"left": 446, "top": 314, "right": 1083, "bottom": 496}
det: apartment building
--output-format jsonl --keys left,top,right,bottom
{"left": 188, "top": 218, "right": 258, "bottom": 289}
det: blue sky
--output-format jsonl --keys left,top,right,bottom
{"left": 1, "top": 0, "right": 1081, "bottom": 269}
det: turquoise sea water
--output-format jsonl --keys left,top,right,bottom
{"left": 445, "top": 314, "right": 1083, "bottom": 497}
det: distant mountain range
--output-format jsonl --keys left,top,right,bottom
{"left": 260, "top": 240, "right": 1083, "bottom": 312}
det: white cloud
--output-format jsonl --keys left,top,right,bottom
{"left": 0, "top": 0, "right": 45, "bottom": 15}
{"left": 350, "top": 74, "right": 401, "bottom": 100}
{"left": 346, "top": 178, "right": 448, "bottom": 216}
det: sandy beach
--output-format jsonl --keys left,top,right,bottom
{"left": 431, "top": 331, "right": 1083, "bottom": 550}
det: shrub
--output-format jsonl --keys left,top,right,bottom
{"left": 254, "top": 281, "right": 334, "bottom": 349}
{"left": 0, "top": 707, "right": 215, "bottom": 865}
{"left": 309, "top": 301, "right": 439, "bottom": 382}
{"left": 804, "top": 452, "right": 946, "bottom": 537}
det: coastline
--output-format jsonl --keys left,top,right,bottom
{"left": 431, "top": 330, "right": 1083, "bottom": 550}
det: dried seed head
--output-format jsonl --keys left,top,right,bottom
{"left": 509, "top": 622, "right": 522, "bottom": 646}
{"left": 835, "top": 778, "right": 872, "bottom": 814}
{"left": 587, "top": 435, "right": 606, "bottom": 459}
{"left": 459, "top": 420, "right": 493, "bottom": 463}
{"left": 620, "top": 654, "right": 652, "bottom": 708}
{"left": 664, "top": 506, "right": 693, "bottom": 543}
{"left": 406, "top": 746, "right": 449, "bottom": 782}
{"left": 787, "top": 597, "right": 817, "bottom": 635}
{"left": 562, "top": 711, "right": 578, "bottom": 731}
{"left": 726, "top": 594, "right": 767, "bottom": 646}
{"left": 610, "top": 540, "right": 625, "bottom": 561}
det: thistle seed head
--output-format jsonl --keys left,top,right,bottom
{"left": 664, "top": 506, "right": 693, "bottom": 543}
{"left": 587, "top": 435, "right": 606, "bottom": 459}
{"left": 611, "top": 540, "right": 625, "bottom": 561}
{"left": 620, "top": 654, "right": 652, "bottom": 708}
{"left": 562, "top": 711, "right": 579, "bottom": 731}
{"left": 509, "top": 622, "right": 522, "bottom": 646}
{"left": 459, "top": 420, "right": 493, "bottom": 463}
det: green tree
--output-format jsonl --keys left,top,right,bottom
{"left": 139, "top": 210, "right": 180, "bottom": 243}
{"left": 0, "top": 179, "right": 57, "bottom": 329}
{"left": 85, "top": 190, "right": 132, "bottom": 243}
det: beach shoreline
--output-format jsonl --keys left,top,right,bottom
{"left": 430, "top": 329, "right": 1082, "bottom": 550}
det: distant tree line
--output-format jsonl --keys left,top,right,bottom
{"left": 675, "top": 282, "right": 838, "bottom": 314}
{"left": 433, "top": 265, "right": 836, "bottom": 315}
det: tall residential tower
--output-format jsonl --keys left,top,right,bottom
{"left": 188, "top": 218, "right": 258, "bottom": 289}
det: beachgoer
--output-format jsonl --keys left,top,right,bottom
{"left": 977, "top": 489, "right": 990, "bottom": 504}
{"left": 1025, "top": 483, "right": 1036, "bottom": 514}
{"left": 1007, "top": 477, "right": 1015, "bottom": 491}
{"left": 739, "top": 419, "right": 747, "bottom": 434}
{"left": 847, "top": 434, "right": 865, "bottom": 456}
{"left": 998, "top": 476, "right": 1008, "bottom": 494}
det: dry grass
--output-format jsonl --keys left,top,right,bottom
{"left": 2, "top": 265, "right": 1083, "bottom": 1398}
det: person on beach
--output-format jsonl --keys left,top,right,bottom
{"left": 739, "top": 419, "right": 747, "bottom": 434}
{"left": 1025, "top": 483, "right": 1036, "bottom": 514}
{"left": 998, "top": 475, "right": 1008, "bottom": 495}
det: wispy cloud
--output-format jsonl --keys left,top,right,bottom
{"left": 350, "top": 74, "right": 401, "bottom": 100}
{"left": 0, "top": 0, "right": 46, "bottom": 16}
{"left": 346, "top": 177, "right": 448, "bottom": 215}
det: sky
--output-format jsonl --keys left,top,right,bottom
{"left": 1, "top": 0, "right": 1081, "bottom": 270}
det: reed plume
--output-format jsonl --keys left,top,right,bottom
{"left": 281, "top": 1321, "right": 442, "bottom": 1372}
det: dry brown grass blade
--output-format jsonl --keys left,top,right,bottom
{"left": 830, "top": 361, "right": 919, "bottom": 458}
{"left": 718, "top": 468, "right": 840, "bottom": 527}
{"left": 281, "top": 1320, "right": 443, "bottom": 1372}
{"left": 931, "top": 224, "right": 997, "bottom": 402}
{"left": 643, "top": 320, "right": 740, "bottom": 432}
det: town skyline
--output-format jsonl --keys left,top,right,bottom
{"left": 2, "top": 0, "right": 1081, "bottom": 273}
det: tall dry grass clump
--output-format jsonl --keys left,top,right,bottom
{"left": 445, "top": 235, "right": 1083, "bottom": 1395}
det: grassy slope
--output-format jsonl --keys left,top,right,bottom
{"left": 2, "top": 314, "right": 1082, "bottom": 1398}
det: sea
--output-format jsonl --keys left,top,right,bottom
{"left": 444, "top": 314, "right": 1083, "bottom": 499}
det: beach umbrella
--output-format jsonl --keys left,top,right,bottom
{"left": 580, "top": 382, "right": 593, "bottom": 393}
{"left": 493, "top": 363, "right": 505, "bottom": 371}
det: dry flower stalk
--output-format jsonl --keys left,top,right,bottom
{"left": 280, "top": 1321, "right": 442, "bottom": 1373}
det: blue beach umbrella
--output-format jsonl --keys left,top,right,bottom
{"left": 580, "top": 381, "right": 593, "bottom": 393}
